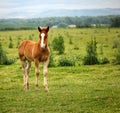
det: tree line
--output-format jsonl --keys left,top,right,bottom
{"left": 0, "top": 15, "right": 119, "bottom": 30}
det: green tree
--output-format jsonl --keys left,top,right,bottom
{"left": 52, "top": 35, "right": 65, "bottom": 54}
{"left": 111, "top": 17, "right": 120, "bottom": 27}
{"left": 83, "top": 38, "right": 99, "bottom": 65}
{"left": 0, "top": 43, "right": 8, "bottom": 64}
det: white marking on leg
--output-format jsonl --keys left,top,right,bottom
{"left": 25, "top": 70, "right": 29, "bottom": 89}
{"left": 22, "top": 68, "right": 26, "bottom": 87}
{"left": 36, "top": 76, "right": 38, "bottom": 87}
{"left": 21, "top": 61, "right": 28, "bottom": 90}
{"left": 44, "top": 76, "right": 47, "bottom": 86}
{"left": 43, "top": 66, "right": 48, "bottom": 86}
{"left": 26, "top": 63, "right": 29, "bottom": 70}
{"left": 43, "top": 60, "right": 49, "bottom": 86}
{"left": 43, "top": 59, "right": 49, "bottom": 91}
{"left": 41, "top": 33, "right": 45, "bottom": 48}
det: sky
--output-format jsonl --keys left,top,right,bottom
{"left": 0, "top": 0, "right": 120, "bottom": 18}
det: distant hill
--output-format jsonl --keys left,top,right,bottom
{"left": 38, "top": 8, "right": 120, "bottom": 17}
{"left": 0, "top": 15, "right": 120, "bottom": 30}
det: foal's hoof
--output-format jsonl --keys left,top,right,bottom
{"left": 36, "top": 89, "right": 39, "bottom": 91}
{"left": 44, "top": 87, "right": 49, "bottom": 92}
{"left": 35, "top": 87, "right": 39, "bottom": 91}
{"left": 35, "top": 84, "right": 39, "bottom": 91}
{"left": 45, "top": 89, "right": 49, "bottom": 92}
{"left": 24, "top": 85, "right": 29, "bottom": 91}
{"left": 24, "top": 88, "right": 29, "bottom": 91}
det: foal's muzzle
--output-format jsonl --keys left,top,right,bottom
{"left": 41, "top": 44, "right": 46, "bottom": 49}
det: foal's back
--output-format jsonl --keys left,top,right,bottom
{"left": 18, "top": 40, "right": 36, "bottom": 61}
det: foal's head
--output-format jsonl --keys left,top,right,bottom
{"left": 38, "top": 26, "right": 49, "bottom": 49}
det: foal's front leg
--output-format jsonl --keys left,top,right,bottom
{"left": 43, "top": 58, "right": 49, "bottom": 92}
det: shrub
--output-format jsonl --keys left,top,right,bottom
{"left": 48, "top": 50, "right": 55, "bottom": 67}
{"left": 9, "top": 37, "right": 13, "bottom": 48}
{"left": 52, "top": 35, "right": 65, "bottom": 54}
{"left": 0, "top": 43, "right": 8, "bottom": 64}
{"left": 83, "top": 38, "right": 99, "bottom": 65}
{"left": 112, "top": 39, "right": 119, "bottom": 49}
{"left": 9, "top": 41, "right": 13, "bottom": 48}
{"left": 0, "top": 43, "right": 15, "bottom": 65}
{"left": 83, "top": 55, "right": 99, "bottom": 65}
{"left": 5, "top": 58, "right": 16, "bottom": 65}
{"left": 58, "top": 56, "right": 75, "bottom": 66}
{"left": 114, "top": 45, "right": 120, "bottom": 64}
{"left": 69, "top": 37, "right": 73, "bottom": 44}
{"left": 99, "top": 57, "right": 109, "bottom": 64}
{"left": 74, "top": 54, "right": 81, "bottom": 66}
{"left": 9, "top": 36, "right": 12, "bottom": 41}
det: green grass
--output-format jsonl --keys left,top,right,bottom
{"left": 0, "top": 62, "right": 120, "bottom": 113}
{"left": 0, "top": 28, "right": 120, "bottom": 113}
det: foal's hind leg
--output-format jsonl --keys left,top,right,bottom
{"left": 25, "top": 61, "right": 31, "bottom": 90}
{"left": 21, "top": 60, "right": 28, "bottom": 90}
{"left": 21, "top": 60, "right": 31, "bottom": 90}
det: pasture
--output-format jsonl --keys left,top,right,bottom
{"left": 0, "top": 28, "right": 120, "bottom": 113}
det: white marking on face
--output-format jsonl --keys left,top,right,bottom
{"left": 41, "top": 33, "right": 45, "bottom": 48}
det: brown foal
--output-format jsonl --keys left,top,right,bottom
{"left": 18, "top": 26, "right": 50, "bottom": 91}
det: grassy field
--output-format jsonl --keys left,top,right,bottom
{"left": 0, "top": 28, "right": 120, "bottom": 60}
{"left": 0, "top": 63, "right": 120, "bottom": 113}
{"left": 0, "top": 28, "right": 120, "bottom": 113}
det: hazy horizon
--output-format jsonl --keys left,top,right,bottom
{"left": 0, "top": 0, "right": 120, "bottom": 18}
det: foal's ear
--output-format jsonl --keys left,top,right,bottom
{"left": 38, "top": 26, "right": 41, "bottom": 32}
{"left": 46, "top": 26, "right": 49, "bottom": 32}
